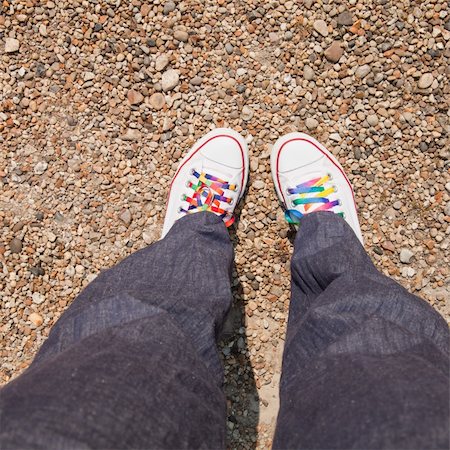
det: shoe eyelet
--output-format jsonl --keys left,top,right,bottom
{"left": 285, "top": 188, "right": 291, "bottom": 196}
{"left": 190, "top": 168, "right": 196, "bottom": 175}
{"left": 327, "top": 173, "right": 333, "bottom": 180}
{"left": 333, "top": 185, "right": 338, "bottom": 193}
{"left": 229, "top": 198, "right": 234, "bottom": 205}
{"left": 341, "top": 212, "right": 346, "bottom": 219}
{"left": 177, "top": 207, "right": 183, "bottom": 214}
{"left": 185, "top": 181, "right": 191, "bottom": 188}
{"left": 181, "top": 194, "right": 186, "bottom": 201}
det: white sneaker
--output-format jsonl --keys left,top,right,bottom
{"left": 271, "top": 132, "right": 363, "bottom": 243}
{"left": 162, "top": 128, "right": 249, "bottom": 238}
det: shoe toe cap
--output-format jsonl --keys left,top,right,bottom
{"left": 277, "top": 137, "right": 324, "bottom": 173}
{"left": 200, "top": 135, "right": 245, "bottom": 169}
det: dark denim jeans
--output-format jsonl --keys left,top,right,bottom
{"left": 0, "top": 212, "right": 448, "bottom": 449}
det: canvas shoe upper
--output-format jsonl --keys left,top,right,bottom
{"left": 271, "top": 132, "right": 363, "bottom": 243}
{"left": 161, "top": 128, "right": 249, "bottom": 238}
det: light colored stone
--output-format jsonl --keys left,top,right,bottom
{"left": 174, "top": 30, "right": 189, "bottom": 42}
{"left": 163, "top": 1, "right": 176, "bottom": 14}
{"left": 120, "top": 128, "right": 141, "bottom": 141}
{"left": 242, "top": 106, "right": 254, "bottom": 121}
{"left": 149, "top": 92, "right": 166, "bottom": 110}
{"left": 367, "top": 114, "right": 379, "bottom": 126}
{"left": 47, "top": 232, "right": 57, "bottom": 242}
{"left": 248, "top": 300, "right": 258, "bottom": 311}
{"left": 329, "top": 133, "right": 341, "bottom": 142}
{"left": 444, "top": 203, "right": 450, "bottom": 216}
{"left": 84, "top": 71, "right": 95, "bottom": 81}
{"left": 355, "top": 65, "right": 371, "bottom": 79}
{"left": 34, "top": 161, "right": 48, "bottom": 175}
{"left": 161, "top": 69, "right": 180, "bottom": 91}
{"left": 32, "top": 292, "right": 45, "bottom": 305}
{"left": 313, "top": 20, "right": 328, "bottom": 37}
{"left": 119, "top": 209, "right": 132, "bottom": 226}
{"left": 303, "top": 65, "right": 315, "bottom": 81}
{"left": 190, "top": 76, "right": 202, "bottom": 86}
{"left": 5, "top": 38, "right": 19, "bottom": 53}
{"left": 400, "top": 248, "right": 414, "bottom": 264}
{"left": 269, "top": 32, "right": 280, "bottom": 43}
{"left": 155, "top": 54, "right": 169, "bottom": 72}
{"left": 29, "top": 313, "right": 43, "bottom": 327}
{"left": 418, "top": 73, "right": 434, "bottom": 89}
{"left": 305, "top": 117, "right": 319, "bottom": 129}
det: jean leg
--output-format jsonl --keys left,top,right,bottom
{"left": 0, "top": 212, "right": 233, "bottom": 449}
{"left": 274, "top": 212, "right": 449, "bottom": 450}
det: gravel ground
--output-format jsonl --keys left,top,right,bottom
{"left": 1, "top": 0, "right": 449, "bottom": 448}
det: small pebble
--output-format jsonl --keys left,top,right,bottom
{"left": 242, "top": 106, "right": 254, "bottom": 121}
{"left": 127, "top": 90, "right": 144, "bottom": 105}
{"left": 400, "top": 248, "right": 414, "bottom": 264}
{"left": 10, "top": 238, "right": 23, "bottom": 254}
{"left": 32, "top": 292, "right": 45, "bottom": 305}
{"left": 29, "top": 313, "right": 43, "bottom": 327}
{"left": 336, "top": 10, "right": 353, "bottom": 26}
{"left": 190, "top": 76, "right": 203, "bottom": 86}
{"left": 305, "top": 117, "right": 319, "bottom": 130}
{"left": 34, "top": 161, "right": 48, "bottom": 175}
{"left": 155, "top": 54, "right": 170, "bottom": 72}
{"left": 303, "top": 65, "right": 315, "bottom": 81}
{"left": 418, "top": 73, "right": 434, "bottom": 89}
{"left": 355, "top": 65, "right": 371, "bottom": 79}
{"left": 119, "top": 209, "right": 132, "bottom": 226}
{"left": 174, "top": 30, "right": 189, "bottom": 42}
{"left": 163, "top": 1, "right": 176, "bottom": 14}
{"left": 225, "top": 43, "right": 234, "bottom": 55}
{"left": 5, "top": 38, "right": 20, "bottom": 53}
{"left": 121, "top": 129, "right": 141, "bottom": 141}
{"left": 313, "top": 20, "right": 328, "bottom": 37}
{"left": 161, "top": 69, "right": 180, "bottom": 91}
{"left": 149, "top": 92, "right": 166, "bottom": 110}
{"left": 324, "top": 41, "right": 344, "bottom": 63}
{"left": 367, "top": 114, "right": 378, "bottom": 127}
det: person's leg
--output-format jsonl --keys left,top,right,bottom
{"left": 273, "top": 212, "right": 449, "bottom": 449}
{"left": 0, "top": 212, "right": 233, "bottom": 449}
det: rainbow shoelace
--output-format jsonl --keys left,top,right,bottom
{"left": 180, "top": 169, "right": 237, "bottom": 227}
{"left": 285, "top": 174, "right": 343, "bottom": 225}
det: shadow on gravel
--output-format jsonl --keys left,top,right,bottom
{"left": 218, "top": 196, "right": 259, "bottom": 449}
{"left": 219, "top": 262, "right": 259, "bottom": 449}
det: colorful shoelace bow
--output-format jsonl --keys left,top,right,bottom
{"left": 285, "top": 174, "right": 343, "bottom": 225}
{"left": 180, "top": 169, "right": 237, "bottom": 227}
